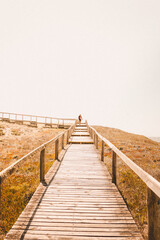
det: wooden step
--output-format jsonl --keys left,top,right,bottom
{"left": 69, "top": 140, "right": 94, "bottom": 144}
{"left": 69, "top": 136, "right": 94, "bottom": 144}
{"left": 72, "top": 133, "right": 90, "bottom": 137}
{"left": 76, "top": 125, "right": 87, "bottom": 128}
{"left": 75, "top": 128, "right": 88, "bottom": 131}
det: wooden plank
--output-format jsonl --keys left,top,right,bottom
{"left": 5, "top": 233, "right": 143, "bottom": 240}
{"left": 14, "top": 221, "right": 138, "bottom": 228}
{"left": 20, "top": 217, "right": 133, "bottom": 223}
{"left": 72, "top": 133, "right": 90, "bottom": 136}
{"left": 5, "top": 229, "right": 141, "bottom": 237}
{"left": 17, "top": 216, "right": 136, "bottom": 222}
{"left": 12, "top": 225, "right": 139, "bottom": 231}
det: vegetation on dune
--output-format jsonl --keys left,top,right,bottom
{"left": 0, "top": 122, "right": 62, "bottom": 172}
{"left": 0, "top": 122, "right": 62, "bottom": 239}
{"left": 0, "top": 130, "right": 4, "bottom": 136}
{"left": 94, "top": 126, "right": 160, "bottom": 240}
{"left": 11, "top": 129, "right": 21, "bottom": 136}
{"left": 1, "top": 152, "right": 54, "bottom": 239}
{"left": 0, "top": 125, "right": 5, "bottom": 136}
{"left": 1, "top": 122, "right": 160, "bottom": 240}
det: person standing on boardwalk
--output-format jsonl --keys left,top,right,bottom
{"left": 78, "top": 114, "right": 82, "bottom": 124}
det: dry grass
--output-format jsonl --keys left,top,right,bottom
{"left": 0, "top": 125, "right": 5, "bottom": 136}
{"left": 1, "top": 122, "right": 159, "bottom": 239}
{"left": 11, "top": 129, "right": 21, "bottom": 136}
{"left": 0, "top": 121, "right": 63, "bottom": 239}
{"left": 0, "top": 122, "right": 62, "bottom": 172}
{"left": 94, "top": 125, "right": 160, "bottom": 239}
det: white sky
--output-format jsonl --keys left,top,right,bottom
{"left": 0, "top": 0, "right": 160, "bottom": 136}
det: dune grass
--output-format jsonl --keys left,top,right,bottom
{"left": 0, "top": 122, "right": 63, "bottom": 239}
{"left": 0, "top": 152, "right": 54, "bottom": 239}
{"left": 1, "top": 122, "right": 159, "bottom": 239}
{"left": 94, "top": 126, "right": 160, "bottom": 239}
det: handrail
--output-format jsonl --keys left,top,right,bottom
{"left": 88, "top": 124, "right": 160, "bottom": 240}
{"left": 0, "top": 112, "right": 77, "bottom": 130}
{"left": 0, "top": 123, "right": 75, "bottom": 184}
{"left": 0, "top": 112, "right": 76, "bottom": 121}
{"left": 0, "top": 132, "right": 62, "bottom": 183}
{"left": 89, "top": 126, "right": 160, "bottom": 198}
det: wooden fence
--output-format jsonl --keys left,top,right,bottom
{"left": 87, "top": 125, "right": 160, "bottom": 240}
{"left": 0, "top": 123, "right": 75, "bottom": 199}
{"left": 0, "top": 112, "right": 77, "bottom": 128}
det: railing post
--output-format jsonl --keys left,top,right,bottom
{"left": 0, "top": 177, "right": 1, "bottom": 204}
{"left": 0, "top": 177, "right": 2, "bottom": 216}
{"left": 91, "top": 129, "right": 93, "bottom": 138}
{"left": 101, "top": 140, "right": 104, "bottom": 161}
{"left": 147, "top": 188, "right": 160, "bottom": 240}
{"left": 68, "top": 129, "right": 70, "bottom": 139}
{"left": 94, "top": 133, "right": 96, "bottom": 145}
{"left": 93, "top": 132, "right": 95, "bottom": 145}
{"left": 62, "top": 134, "right": 64, "bottom": 149}
{"left": 40, "top": 148, "right": 45, "bottom": 183}
{"left": 67, "top": 130, "right": 69, "bottom": 144}
{"left": 96, "top": 135, "right": 98, "bottom": 149}
{"left": 112, "top": 151, "right": 117, "bottom": 185}
{"left": 55, "top": 139, "right": 59, "bottom": 160}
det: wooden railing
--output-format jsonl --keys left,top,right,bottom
{"left": 87, "top": 125, "right": 160, "bottom": 240}
{"left": 0, "top": 123, "right": 75, "bottom": 197}
{"left": 0, "top": 112, "right": 77, "bottom": 128}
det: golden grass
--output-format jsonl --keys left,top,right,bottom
{"left": 1, "top": 122, "right": 159, "bottom": 239}
{"left": 94, "top": 126, "right": 160, "bottom": 239}
{"left": 0, "top": 130, "right": 4, "bottom": 136}
{"left": 11, "top": 129, "right": 21, "bottom": 136}
{"left": 0, "top": 122, "right": 63, "bottom": 239}
{"left": 0, "top": 152, "right": 54, "bottom": 239}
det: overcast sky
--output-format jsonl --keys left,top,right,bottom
{"left": 0, "top": 0, "right": 160, "bottom": 136}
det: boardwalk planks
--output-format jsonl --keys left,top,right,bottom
{"left": 5, "top": 125, "right": 142, "bottom": 240}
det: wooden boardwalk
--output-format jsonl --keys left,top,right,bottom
{"left": 5, "top": 124, "right": 142, "bottom": 240}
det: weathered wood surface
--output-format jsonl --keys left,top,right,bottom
{"left": 69, "top": 126, "right": 93, "bottom": 144}
{"left": 147, "top": 188, "right": 160, "bottom": 240}
{"left": 74, "top": 127, "right": 88, "bottom": 132}
{"left": 72, "top": 132, "right": 89, "bottom": 136}
{"left": 5, "top": 126, "right": 142, "bottom": 239}
{"left": 69, "top": 136, "right": 94, "bottom": 144}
